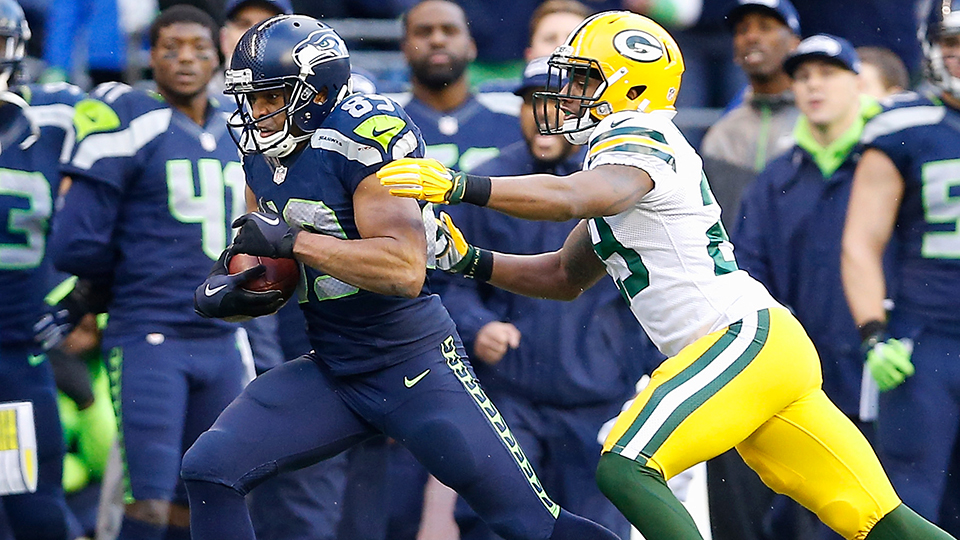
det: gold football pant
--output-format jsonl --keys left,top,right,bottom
{"left": 602, "top": 308, "right": 900, "bottom": 539}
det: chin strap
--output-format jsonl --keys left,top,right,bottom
{"left": 265, "top": 131, "right": 312, "bottom": 158}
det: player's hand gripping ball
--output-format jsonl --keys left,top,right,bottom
{"left": 228, "top": 253, "right": 299, "bottom": 300}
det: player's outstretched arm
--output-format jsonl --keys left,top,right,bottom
{"left": 841, "top": 148, "right": 902, "bottom": 327}
{"left": 438, "top": 214, "right": 606, "bottom": 300}
{"left": 292, "top": 173, "right": 428, "bottom": 298}
{"left": 378, "top": 158, "right": 653, "bottom": 221}
{"left": 490, "top": 220, "right": 607, "bottom": 300}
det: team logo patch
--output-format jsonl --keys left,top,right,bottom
{"left": 293, "top": 28, "right": 348, "bottom": 76}
{"left": 613, "top": 30, "right": 664, "bottom": 63}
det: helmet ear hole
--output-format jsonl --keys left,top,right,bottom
{"left": 626, "top": 85, "right": 646, "bottom": 100}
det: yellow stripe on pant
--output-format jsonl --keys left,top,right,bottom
{"left": 602, "top": 308, "right": 901, "bottom": 539}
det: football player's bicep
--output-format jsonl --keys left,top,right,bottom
{"left": 845, "top": 148, "right": 903, "bottom": 255}
{"left": 353, "top": 173, "right": 428, "bottom": 266}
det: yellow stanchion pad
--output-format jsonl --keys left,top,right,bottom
{"left": 0, "top": 401, "right": 37, "bottom": 495}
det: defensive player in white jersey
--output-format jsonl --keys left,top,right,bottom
{"left": 378, "top": 10, "right": 954, "bottom": 540}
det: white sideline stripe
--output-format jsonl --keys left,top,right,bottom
{"left": 620, "top": 311, "right": 759, "bottom": 460}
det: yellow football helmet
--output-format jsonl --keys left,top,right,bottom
{"left": 533, "top": 11, "right": 684, "bottom": 144}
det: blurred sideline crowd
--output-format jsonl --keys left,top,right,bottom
{"left": 0, "top": 0, "right": 956, "bottom": 540}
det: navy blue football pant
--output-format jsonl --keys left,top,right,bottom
{"left": 102, "top": 330, "right": 245, "bottom": 505}
{"left": 0, "top": 344, "right": 74, "bottom": 540}
{"left": 183, "top": 335, "right": 605, "bottom": 540}
{"left": 455, "top": 393, "right": 632, "bottom": 540}
{"left": 877, "top": 310, "right": 960, "bottom": 533}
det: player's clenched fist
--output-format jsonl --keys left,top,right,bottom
{"left": 378, "top": 158, "right": 491, "bottom": 206}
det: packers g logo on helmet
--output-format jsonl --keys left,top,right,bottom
{"left": 532, "top": 11, "right": 684, "bottom": 145}
{"left": 613, "top": 30, "right": 664, "bottom": 63}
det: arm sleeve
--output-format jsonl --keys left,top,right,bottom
{"left": 49, "top": 177, "right": 121, "bottom": 280}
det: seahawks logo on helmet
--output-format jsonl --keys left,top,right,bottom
{"left": 613, "top": 30, "right": 664, "bottom": 63}
{"left": 293, "top": 28, "right": 348, "bottom": 77}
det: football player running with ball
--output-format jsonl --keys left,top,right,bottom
{"left": 378, "top": 11, "right": 955, "bottom": 540}
{"left": 182, "top": 15, "right": 622, "bottom": 540}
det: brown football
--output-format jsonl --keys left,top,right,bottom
{"left": 228, "top": 253, "right": 299, "bottom": 300}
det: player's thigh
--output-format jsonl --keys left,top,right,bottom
{"left": 737, "top": 389, "right": 900, "bottom": 539}
{"left": 181, "top": 332, "right": 246, "bottom": 454}
{"left": 602, "top": 308, "right": 821, "bottom": 479}
{"left": 369, "top": 336, "right": 559, "bottom": 540}
{"left": 181, "top": 356, "right": 374, "bottom": 492}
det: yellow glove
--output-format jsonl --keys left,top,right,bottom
{"left": 435, "top": 211, "right": 474, "bottom": 272}
{"left": 379, "top": 158, "right": 487, "bottom": 205}
{"left": 434, "top": 211, "right": 493, "bottom": 280}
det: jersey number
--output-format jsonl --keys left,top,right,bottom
{"left": 167, "top": 159, "right": 246, "bottom": 259}
{"left": 920, "top": 159, "right": 960, "bottom": 258}
{"left": 590, "top": 173, "right": 737, "bottom": 301}
{"left": 0, "top": 169, "right": 52, "bottom": 270}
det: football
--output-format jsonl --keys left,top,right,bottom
{"left": 228, "top": 253, "right": 299, "bottom": 300}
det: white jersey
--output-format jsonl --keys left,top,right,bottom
{"left": 584, "top": 110, "right": 780, "bottom": 357}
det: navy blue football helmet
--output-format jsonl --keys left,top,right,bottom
{"left": 225, "top": 15, "right": 351, "bottom": 157}
{"left": 0, "top": 0, "right": 29, "bottom": 91}
{"left": 922, "top": 0, "right": 960, "bottom": 99}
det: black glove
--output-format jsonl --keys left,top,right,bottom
{"left": 194, "top": 250, "right": 286, "bottom": 322}
{"left": 34, "top": 277, "right": 112, "bottom": 351}
{"left": 231, "top": 211, "right": 299, "bottom": 259}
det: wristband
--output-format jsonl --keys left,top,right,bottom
{"left": 458, "top": 173, "right": 491, "bottom": 206}
{"left": 462, "top": 248, "right": 494, "bottom": 281}
{"left": 858, "top": 319, "right": 887, "bottom": 349}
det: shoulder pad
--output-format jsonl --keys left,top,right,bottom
{"left": 862, "top": 99, "right": 946, "bottom": 145}
{"left": 20, "top": 82, "right": 84, "bottom": 106}
{"left": 587, "top": 111, "right": 677, "bottom": 171}
{"left": 325, "top": 93, "right": 420, "bottom": 156}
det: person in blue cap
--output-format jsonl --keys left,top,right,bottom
{"left": 701, "top": 0, "right": 802, "bottom": 227}
{"left": 736, "top": 33, "right": 883, "bottom": 540}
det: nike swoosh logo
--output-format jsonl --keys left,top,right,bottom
{"left": 609, "top": 118, "right": 630, "bottom": 129}
{"left": 372, "top": 126, "right": 397, "bottom": 138}
{"left": 404, "top": 369, "right": 431, "bottom": 388}
{"left": 204, "top": 283, "right": 228, "bottom": 296}
{"left": 252, "top": 212, "right": 280, "bottom": 226}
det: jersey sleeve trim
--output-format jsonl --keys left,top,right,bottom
{"left": 24, "top": 103, "right": 76, "bottom": 163}
{"left": 70, "top": 108, "right": 172, "bottom": 170}
{"left": 861, "top": 106, "right": 945, "bottom": 144}
{"left": 311, "top": 127, "right": 383, "bottom": 166}
{"left": 588, "top": 126, "right": 676, "bottom": 171}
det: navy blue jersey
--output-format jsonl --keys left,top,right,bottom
{"left": 395, "top": 93, "right": 522, "bottom": 171}
{"left": 0, "top": 83, "right": 83, "bottom": 344}
{"left": 861, "top": 92, "right": 960, "bottom": 325}
{"left": 55, "top": 83, "right": 244, "bottom": 338}
{"left": 243, "top": 92, "right": 455, "bottom": 375}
